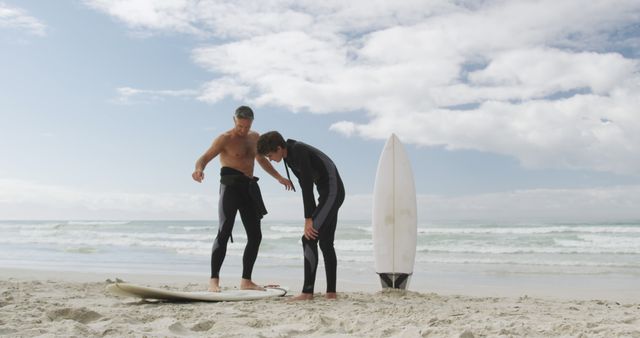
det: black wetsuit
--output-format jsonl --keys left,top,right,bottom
{"left": 211, "top": 167, "right": 267, "bottom": 280}
{"left": 285, "top": 139, "right": 345, "bottom": 294}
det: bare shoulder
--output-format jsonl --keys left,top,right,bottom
{"left": 215, "top": 130, "right": 233, "bottom": 143}
{"left": 209, "top": 131, "right": 233, "bottom": 151}
{"left": 248, "top": 130, "right": 260, "bottom": 142}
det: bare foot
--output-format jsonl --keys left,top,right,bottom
{"left": 240, "top": 278, "right": 265, "bottom": 291}
{"left": 208, "top": 278, "right": 221, "bottom": 292}
{"left": 325, "top": 292, "right": 337, "bottom": 300}
{"left": 289, "top": 293, "right": 313, "bottom": 301}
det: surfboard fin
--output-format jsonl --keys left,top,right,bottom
{"left": 378, "top": 273, "right": 411, "bottom": 290}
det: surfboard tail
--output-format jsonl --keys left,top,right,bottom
{"left": 377, "top": 273, "right": 412, "bottom": 290}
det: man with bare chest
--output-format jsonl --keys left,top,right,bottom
{"left": 192, "top": 106, "right": 293, "bottom": 292}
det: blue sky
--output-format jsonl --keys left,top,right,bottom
{"left": 2, "top": 0, "right": 640, "bottom": 222}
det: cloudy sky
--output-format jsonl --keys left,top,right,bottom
{"left": 2, "top": 0, "right": 640, "bottom": 222}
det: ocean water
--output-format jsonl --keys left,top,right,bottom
{"left": 1, "top": 220, "right": 640, "bottom": 293}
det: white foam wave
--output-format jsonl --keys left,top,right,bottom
{"left": 66, "top": 221, "right": 131, "bottom": 226}
{"left": 334, "top": 239, "right": 373, "bottom": 252}
{"left": 418, "top": 245, "right": 640, "bottom": 255}
{"left": 336, "top": 255, "right": 374, "bottom": 263}
{"left": 0, "top": 222, "right": 66, "bottom": 230}
{"left": 258, "top": 253, "right": 300, "bottom": 260}
{"left": 0, "top": 233, "right": 219, "bottom": 254}
{"left": 63, "top": 247, "right": 98, "bottom": 254}
{"left": 168, "top": 226, "right": 213, "bottom": 232}
{"left": 415, "top": 256, "right": 640, "bottom": 268}
{"left": 175, "top": 248, "right": 210, "bottom": 256}
{"left": 262, "top": 233, "right": 302, "bottom": 240}
{"left": 3, "top": 221, "right": 639, "bottom": 273}
{"left": 418, "top": 226, "right": 640, "bottom": 235}
{"left": 575, "top": 234, "right": 640, "bottom": 248}
{"left": 268, "top": 225, "right": 301, "bottom": 233}
{"left": 16, "top": 230, "right": 211, "bottom": 242}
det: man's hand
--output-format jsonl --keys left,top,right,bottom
{"left": 303, "top": 218, "right": 318, "bottom": 240}
{"left": 278, "top": 177, "right": 294, "bottom": 191}
{"left": 256, "top": 155, "right": 294, "bottom": 191}
{"left": 192, "top": 170, "right": 204, "bottom": 183}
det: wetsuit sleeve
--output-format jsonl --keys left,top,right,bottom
{"left": 296, "top": 146, "right": 317, "bottom": 218}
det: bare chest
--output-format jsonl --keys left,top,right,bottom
{"left": 223, "top": 138, "right": 255, "bottom": 160}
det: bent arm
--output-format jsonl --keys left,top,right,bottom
{"left": 192, "top": 136, "right": 224, "bottom": 182}
{"left": 256, "top": 155, "right": 294, "bottom": 190}
{"left": 296, "top": 147, "right": 316, "bottom": 218}
{"left": 256, "top": 155, "right": 282, "bottom": 180}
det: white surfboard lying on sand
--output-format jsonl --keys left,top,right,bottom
{"left": 372, "top": 133, "right": 418, "bottom": 290}
{"left": 107, "top": 283, "right": 287, "bottom": 302}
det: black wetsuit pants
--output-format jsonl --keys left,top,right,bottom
{"left": 301, "top": 175, "right": 345, "bottom": 294}
{"left": 211, "top": 167, "right": 263, "bottom": 280}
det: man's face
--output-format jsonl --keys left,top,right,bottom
{"left": 233, "top": 117, "right": 252, "bottom": 136}
{"left": 266, "top": 146, "right": 284, "bottom": 163}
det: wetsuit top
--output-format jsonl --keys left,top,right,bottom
{"left": 284, "top": 139, "right": 338, "bottom": 219}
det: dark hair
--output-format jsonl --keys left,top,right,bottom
{"left": 257, "top": 131, "right": 286, "bottom": 155}
{"left": 235, "top": 106, "right": 254, "bottom": 120}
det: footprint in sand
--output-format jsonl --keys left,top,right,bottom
{"left": 46, "top": 307, "right": 102, "bottom": 324}
{"left": 191, "top": 320, "right": 215, "bottom": 332}
{"left": 169, "top": 321, "right": 190, "bottom": 335}
{"left": 0, "top": 328, "right": 18, "bottom": 335}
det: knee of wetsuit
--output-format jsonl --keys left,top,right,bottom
{"left": 301, "top": 235, "right": 313, "bottom": 244}
{"left": 248, "top": 232, "right": 262, "bottom": 245}
{"left": 319, "top": 239, "right": 334, "bottom": 251}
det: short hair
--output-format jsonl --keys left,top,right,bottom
{"left": 235, "top": 106, "right": 254, "bottom": 120}
{"left": 257, "top": 131, "right": 286, "bottom": 155}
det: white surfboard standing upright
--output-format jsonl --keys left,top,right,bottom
{"left": 372, "top": 134, "right": 418, "bottom": 289}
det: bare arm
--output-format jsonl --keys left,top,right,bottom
{"left": 192, "top": 135, "right": 225, "bottom": 183}
{"left": 256, "top": 154, "right": 294, "bottom": 190}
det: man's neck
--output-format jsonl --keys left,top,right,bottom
{"left": 231, "top": 130, "right": 250, "bottom": 138}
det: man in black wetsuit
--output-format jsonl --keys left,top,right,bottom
{"left": 192, "top": 106, "right": 293, "bottom": 292}
{"left": 257, "top": 131, "right": 345, "bottom": 300}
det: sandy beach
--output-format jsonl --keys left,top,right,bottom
{"left": 1, "top": 268, "right": 639, "bottom": 337}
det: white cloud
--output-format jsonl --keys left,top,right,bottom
{"left": 421, "top": 185, "right": 640, "bottom": 223}
{"left": 0, "top": 178, "right": 214, "bottom": 220}
{"left": 0, "top": 2, "right": 46, "bottom": 36}
{"left": 467, "top": 49, "right": 634, "bottom": 98}
{"left": 84, "top": 0, "right": 456, "bottom": 38}
{"left": 198, "top": 78, "right": 251, "bottom": 103}
{"left": 329, "top": 121, "right": 356, "bottom": 137}
{"left": 3, "top": 178, "right": 639, "bottom": 222}
{"left": 114, "top": 86, "right": 199, "bottom": 104}
{"left": 84, "top": 0, "right": 203, "bottom": 36}
{"left": 87, "top": 0, "right": 640, "bottom": 174}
